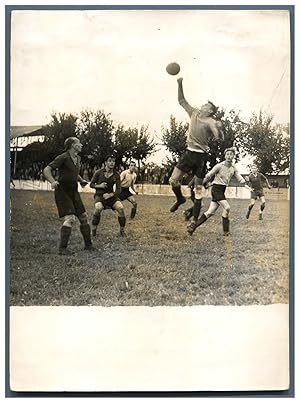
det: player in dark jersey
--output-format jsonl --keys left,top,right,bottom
{"left": 43, "top": 137, "right": 95, "bottom": 255}
{"left": 169, "top": 77, "right": 224, "bottom": 223}
{"left": 90, "top": 155, "right": 126, "bottom": 237}
{"left": 245, "top": 164, "right": 271, "bottom": 220}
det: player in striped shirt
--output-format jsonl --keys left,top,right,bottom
{"left": 245, "top": 164, "right": 271, "bottom": 220}
{"left": 187, "top": 147, "right": 251, "bottom": 236}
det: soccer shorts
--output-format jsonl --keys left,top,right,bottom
{"left": 54, "top": 185, "right": 86, "bottom": 218}
{"left": 211, "top": 184, "right": 227, "bottom": 202}
{"left": 118, "top": 187, "right": 132, "bottom": 201}
{"left": 176, "top": 150, "right": 208, "bottom": 179}
{"left": 94, "top": 194, "right": 120, "bottom": 209}
{"left": 251, "top": 189, "right": 264, "bottom": 199}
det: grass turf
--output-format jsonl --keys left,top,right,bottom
{"left": 10, "top": 190, "right": 289, "bottom": 306}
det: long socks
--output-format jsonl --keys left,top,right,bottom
{"left": 59, "top": 226, "right": 72, "bottom": 249}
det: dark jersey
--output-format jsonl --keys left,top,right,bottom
{"left": 90, "top": 168, "right": 121, "bottom": 197}
{"left": 48, "top": 152, "right": 80, "bottom": 187}
{"left": 247, "top": 173, "right": 268, "bottom": 191}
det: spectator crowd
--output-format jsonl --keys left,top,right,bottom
{"left": 12, "top": 159, "right": 177, "bottom": 185}
{"left": 11, "top": 159, "right": 289, "bottom": 188}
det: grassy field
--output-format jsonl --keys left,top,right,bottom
{"left": 10, "top": 190, "right": 289, "bottom": 306}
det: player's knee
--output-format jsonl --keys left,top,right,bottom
{"left": 131, "top": 199, "right": 137, "bottom": 207}
{"left": 222, "top": 210, "right": 230, "bottom": 219}
{"left": 205, "top": 205, "right": 217, "bottom": 217}
{"left": 116, "top": 208, "right": 125, "bottom": 217}
{"left": 169, "top": 177, "right": 180, "bottom": 187}
{"left": 114, "top": 201, "right": 124, "bottom": 213}
{"left": 94, "top": 202, "right": 103, "bottom": 212}
{"left": 224, "top": 205, "right": 230, "bottom": 214}
{"left": 63, "top": 214, "right": 76, "bottom": 227}
{"left": 194, "top": 185, "right": 204, "bottom": 200}
{"left": 78, "top": 212, "right": 88, "bottom": 224}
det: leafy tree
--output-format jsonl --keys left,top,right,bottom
{"left": 76, "top": 109, "right": 114, "bottom": 168}
{"left": 130, "top": 125, "right": 156, "bottom": 168}
{"left": 241, "top": 110, "right": 290, "bottom": 174}
{"left": 161, "top": 115, "right": 188, "bottom": 162}
{"left": 114, "top": 125, "right": 137, "bottom": 167}
{"left": 19, "top": 112, "right": 78, "bottom": 165}
{"left": 209, "top": 108, "right": 248, "bottom": 168}
{"left": 114, "top": 124, "right": 155, "bottom": 168}
{"left": 272, "top": 123, "right": 290, "bottom": 173}
{"left": 43, "top": 112, "right": 78, "bottom": 160}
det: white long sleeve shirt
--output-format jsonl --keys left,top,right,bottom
{"left": 206, "top": 161, "right": 245, "bottom": 186}
{"left": 120, "top": 169, "right": 137, "bottom": 188}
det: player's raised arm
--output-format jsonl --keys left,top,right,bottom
{"left": 177, "top": 78, "right": 194, "bottom": 117}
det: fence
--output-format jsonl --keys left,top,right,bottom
{"left": 10, "top": 180, "right": 289, "bottom": 200}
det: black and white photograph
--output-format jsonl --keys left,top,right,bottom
{"left": 7, "top": 5, "right": 293, "bottom": 394}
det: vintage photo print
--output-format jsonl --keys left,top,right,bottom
{"left": 8, "top": 5, "right": 293, "bottom": 394}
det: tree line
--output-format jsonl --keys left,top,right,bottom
{"left": 18, "top": 109, "right": 156, "bottom": 170}
{"left": 162, "top": 109, "right": 290, "bottom": 175}
{"left": 16, "top": 107, "right": 290, "bottom": 176}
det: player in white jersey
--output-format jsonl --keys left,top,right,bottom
{"left": 187, "top": 147, "right": 251, "bottom": 236}
{"left": 169, "top": 77, "right": 224, "bottom": 223}
{"left": 119, "top": 161, "right": 138, "bottom": 219}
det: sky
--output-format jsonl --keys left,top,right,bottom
{"left": 10, "top": 8, "right": 291, "bottom": 166}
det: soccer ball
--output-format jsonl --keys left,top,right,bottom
{"left": 166, "top": 62, "right": 181, "bottom": 76}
